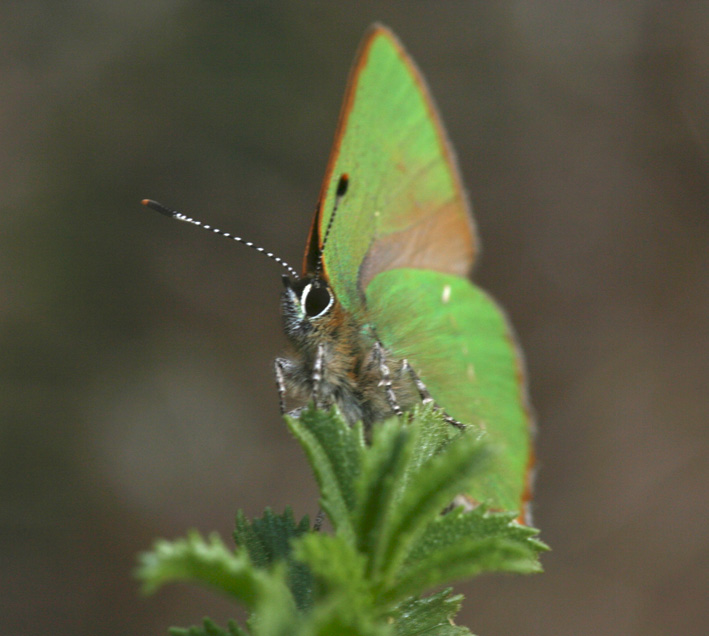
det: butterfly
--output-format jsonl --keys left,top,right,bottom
{"left": 275, "top": 25, "right": 533, "bottom": 521}
{"left": 145, "top": 24, "right": 533, "bottom": 521}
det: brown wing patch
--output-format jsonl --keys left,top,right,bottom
{"left": 358, "top": 200, "right": 474, "bottom": 291}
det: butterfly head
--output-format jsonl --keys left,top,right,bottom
{"left": 281, "top": 172, "right": 350, "bottom": 347}
{"left": 280, "top": 274, "right": 338, "bottom": 347}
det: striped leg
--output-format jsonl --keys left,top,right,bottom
{"left": 401, "top": 359, "right": 465, "bottom": 430}
{"left": 372, "top": 341, "right": 403, "bottom": 417}
{"left": 274, "top": 357, "right": 290, "bottom": 415}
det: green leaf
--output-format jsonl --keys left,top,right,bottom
{"left": 403, "top": 406, "right": 462, "bottom": 481}
{"left": 248, "top": 586, "right": 302, "bottom": 636}
{"left": 169, "top": 618, "right": 248, "bottom": 636}
{"left": 404, "top": 506, "right": 548, "bottom": 569}
{"left": 285, "top": 405, "right": 365, "bottom": 540}
{"left": 372, "top": 411, "right": 492, "bottom": 584}
{"left": 136, "top": 530, "right": 294, "bottom": 613}
{"left": 386, "top": 535, "right": 541, "bottom": 604}
{"left": 298, "top": 608, "right": 392, "bottom": 636}
{"left": 390, "top": 589, "right": 470, "bottom": 636}
{"left": 254, "top": 532, "right": 389, "bottom": 636}
{"left": 353, "top": 419, "right": 412, "bottom": 571}
{"left": 234, "top": 507, "right": 310, "bottom": 567}
{"left": 137, "top": 405, "right": 547, "bottom": 635}
{"left": 234, "top": 507, "right": 313, "bottom": 610}
{"left": 293, "top": 533, "right": 369, "bottom": 602}
{"left": 383, "top": 505, "right": 547, "bottom": 609}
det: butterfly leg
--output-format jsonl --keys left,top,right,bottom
{"left": 276, "top": 356, "right": 325, "bottom": 530}
{"left": 307, "top": 345, "right": 328, "bottom": 531}
{"left": 274, "top": 357, "right": 293, "bottom": 415}
{"left": 274, "top": 358, "right": 307, "bottom": 419}
{"left": 372, "top": 341, "right": 403, "bottom": 417}
{"left": 311, "top": 343, "right": 326, "bottom": 408}
{"left": 309, "top": 348, "right": 327, "bottom": 531}
{"left": 401, "top": 359, "right": 465, "bottom": 430}
{"left": 313, "top": 510, "right": 326, "bottom": 532}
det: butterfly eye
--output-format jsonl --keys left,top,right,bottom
{"left": 302, "top": 283, "right": 333, "bottom": 318}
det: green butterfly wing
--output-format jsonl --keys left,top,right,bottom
{"left": 312, "top": 25, "right": 533, "bottom": 519}
{"left": 367, "top": 270, "right": 533, "bottom": 516}
{"left": 307, "top": 24, "right": 476, "bottom": 305}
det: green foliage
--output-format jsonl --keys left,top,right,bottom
{"left": 170, "top": 618, "right": 248, "bottom": 636}
{"left": 234, "top": 507, "right": 313, "bottom": 610}
{"left": 137, "top": 406, "right": 548, "bottom": 635}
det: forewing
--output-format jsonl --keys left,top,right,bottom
{"left": 307, "top": 25, "right": 476, "bottom": 319}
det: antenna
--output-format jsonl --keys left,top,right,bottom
{"left": 315, "top": 173, "right": 349, "bottom": 277}
{"left": 142, "top": 199, "right": 300, "bottom": 280}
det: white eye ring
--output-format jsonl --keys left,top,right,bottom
{"left": 301, "top": 283, "right": 334, "bottom": 319}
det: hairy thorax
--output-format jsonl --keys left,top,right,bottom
{"left": 278, "top": 276, "right": 418, "bottom": 428}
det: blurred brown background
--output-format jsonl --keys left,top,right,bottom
{"left": 1, "top": 2, "right": 706, "bottom": 635}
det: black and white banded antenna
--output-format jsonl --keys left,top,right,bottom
{"left": 142, "top": 199, "right": 300, "bottom": 280}
{"left": 314, "top": 173, "right": 349, "bottom": 278}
